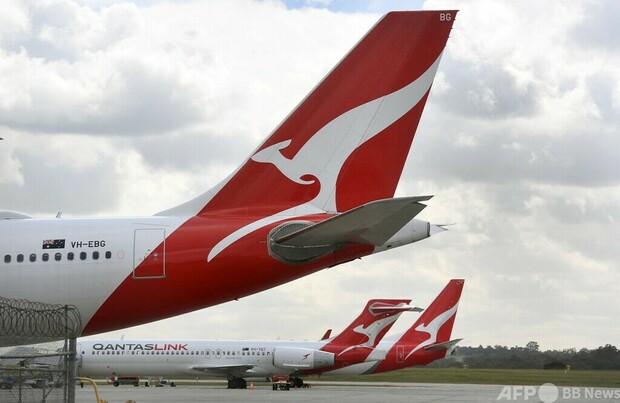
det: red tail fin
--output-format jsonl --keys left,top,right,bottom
{"left": 399, "top": 279, "right": 463, "bottom": 349}
{"left": 321, "top": 298, "right": 413, "bottom": 355}
{"left": 371, "top": 280, "right": 463, "bottom": 373}
{"left": 160, "top": 11, "right": 457, "bottom": 217}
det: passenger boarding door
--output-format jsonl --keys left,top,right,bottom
{"left": 396, "top": 345, "right": 405, "bottom": 364}
{"left": 133, "top": 229, "right": 166, "bottom": 279}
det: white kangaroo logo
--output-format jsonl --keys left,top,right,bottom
{"left": 338, "top": 315, "right": 401, "bottom": 356}
{"left": 405, "top": 303, "right": 458, "bottom": 360}
{"left": 208, "top": 54, "right": 444, "bottom": 261}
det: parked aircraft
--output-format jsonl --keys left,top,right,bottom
{"left": 0, "top": 10, "right": 457, "bottom": 346}
{"left": 78, "top": 280, "right": 463, "bottom": 388}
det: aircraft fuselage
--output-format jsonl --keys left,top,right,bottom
{"left": 0, "top": 213, "right": 429, "bottom": 337}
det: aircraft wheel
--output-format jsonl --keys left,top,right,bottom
{"left": 113, "top": 381, "right": 119, "bottom": 387}
{"left": 238, "top": 378, "right": 247, "bottom": 389}
{"left": 294, "top": 377, "right": 304, "bottom": 388}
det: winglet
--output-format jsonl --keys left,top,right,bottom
{"left": 320, "top": 329, "right": 332, "bottom": 341}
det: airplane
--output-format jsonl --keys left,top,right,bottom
{"left": 78, "top": 296, "right": 421, "bottom": 388}
{"left": 0, "top": 10, "right": 458, "bottom": 346}
{"left": 77, "top": 279, "right": 463, "bottom": 389}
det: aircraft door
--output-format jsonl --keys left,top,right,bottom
{"left": 396, "top": 345, "right": 405, "bottom": 364}
{"left": 133, "top": 229, "right": 166, "bottom": 279}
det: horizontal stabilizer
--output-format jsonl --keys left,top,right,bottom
{"left": 275, "top": 196, "right": 432, "bottom": 247}
{"left": 371, "top": 305, "right": 424, "bottom": 313}
{"left": 423, "top": 338, "right": 462, "bottom": 352}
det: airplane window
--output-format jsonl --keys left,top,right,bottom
{"left": 17, "top": 254, "right": 24, "bottom": 263}
{"left": 29, "top": 254, "right": 36, "bottom": 262}
{"left": 105, "top": 251, "right": 112, "bottom": 259}
{"left": 42, "top": 253, "right": 49, "bottom": 262}
{"left": 67, "top": 252, "right": 74, "bottom": 261}
{"left": 3, "top": 255, "right": 9, "bottom": 263}
{"left": 80, "top": 252, "right": 87, "bottom": 260}
{"left": 55, "top": 253, "right": 61, "bottom": 261}
{"left": 93, "top": 251, "right": 99, "bottom": 260}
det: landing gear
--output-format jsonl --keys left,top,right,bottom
{"left": 227, "top": 377, "right": 247, "bottom": 389}
{"left": 293, "top": 377, "right": 304, "bottom": 388}
{"left": 272, "top": 376, "right": 304, "bottom": 390}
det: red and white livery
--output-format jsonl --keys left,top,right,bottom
{"left": 0, "top": 11, "right": 457, "bottom": 345}
{"left": 77, "top": 280, "right": 464, "bottom": 389}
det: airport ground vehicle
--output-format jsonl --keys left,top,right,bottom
{"left": 109, "top": 375, "right": 139, "bottom": 387}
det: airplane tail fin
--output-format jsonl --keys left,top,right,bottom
{"left": 396, "top": 279, "right": 464, "bottom": 358}
{"left": 159, "top": 11, "right": 457, "bottom": 217}
{"left": 321, "top": 298, "right": 420, "bottom": 356}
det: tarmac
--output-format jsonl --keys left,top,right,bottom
{"left": 74, "top": 380, "right": 620, "bottom": 403}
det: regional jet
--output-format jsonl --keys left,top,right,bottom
{"left": 0, "top": 11, "right": 457, "bottom": 345}
{"left": 78, "top": 280, "right": 464, "bottom": 389}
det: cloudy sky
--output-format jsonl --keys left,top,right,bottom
{"left": 1, "top": 0, "right": 619, "bottom": 351}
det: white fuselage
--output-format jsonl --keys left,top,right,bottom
{"left": 77, "top": 338, "right": 397, "bottom": 380}
{"left": 0, "top": 216, "right": 186, "bottom": 323}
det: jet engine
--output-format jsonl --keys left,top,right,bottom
{"left": 273, "top": 347, "right": 335, "bottom": 369}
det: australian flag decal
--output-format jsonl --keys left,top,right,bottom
{"left": 42, "top": 239, "right": 65, "bottom": 249}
